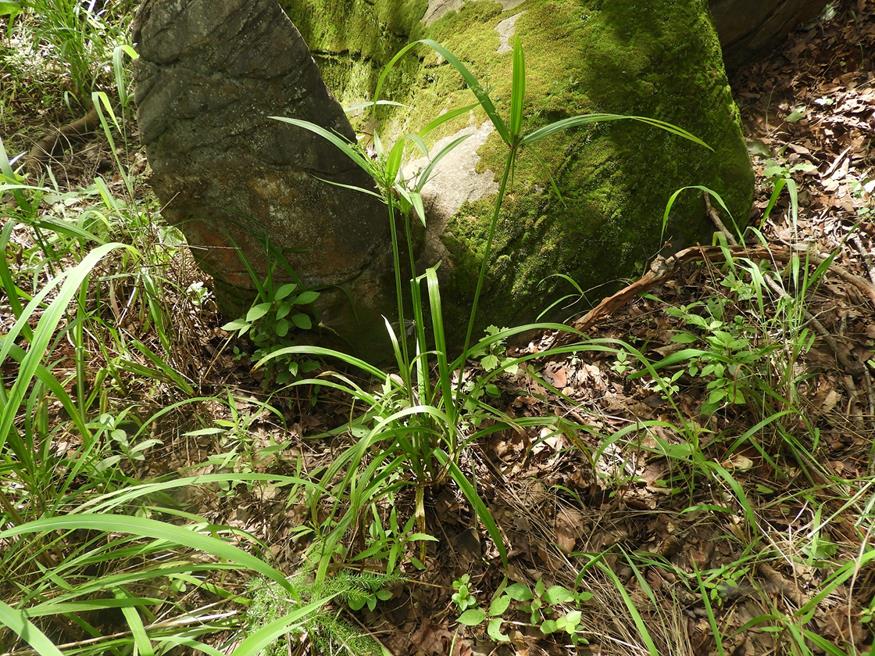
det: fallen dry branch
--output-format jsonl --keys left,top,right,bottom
{"left": 23, "top": 107, "right": 100, "bottom": 174}
{"left": 558, "top": 242, "right": 875, "bottom": 342}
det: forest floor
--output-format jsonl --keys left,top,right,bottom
{"left": 1, "top": 1, "right": 873, "bottom": 655}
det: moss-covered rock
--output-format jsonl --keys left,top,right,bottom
{"left": 279, "top": 0, "right": 754, "bottom": 338}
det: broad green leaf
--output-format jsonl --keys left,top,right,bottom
{"left": 276, "top": 302, "right": 292, "bottom": 320}
{"left": 407, "top": 533, "right": 438, "bottom": 542}
{"left": 505, "top": 583, "right": 533, "bottom": 602}
{"left": 275, "top": 283, "right": 297, "bottom": 300}
{"left": 489, "top": 594, "right": 511, "bottom": 616}
{"left": 457, "top": 608, "right": 486, "bottom": 626}
{"left": 246, "top": 303, "right": 271, "bottom": 322}
{"left": 785, "top": 106, "right": 806, "bottom": 123}
{"left": 544, "top": 585, "right": 576, "bottom": 605}
{"left": 291, "top": 313, "right": 312, "bottom": 330}
{"left": 562, "top": 610, "right": 582, "bottom": 627}
{"left": 295, "top": 290, "right": 319, "bottom": 304}
{"left": 540, "top": 619, "right": 558, "bottom": 635}
{"left": 487, "top": 617, "right": 510, "bottom": 642}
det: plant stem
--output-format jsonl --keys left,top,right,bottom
{"left": 456, "top": 147, "right": 517, "bottom": 393}
{"left": 387, "top": 198, "right": 411, "bottom": 396}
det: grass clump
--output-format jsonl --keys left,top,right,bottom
{"left": 8, "top": 0, "right": 132, "bottom": 106}
{"left": 260, "top": 36, "right": 708, "bottom": 583}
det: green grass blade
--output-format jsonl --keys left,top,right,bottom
{"left": 705, "top": 461, "right": 756, "bottom": 529}
{"left": 418, "top": 102, "right": 479, "bottom": 138}
{"left": 376, "top": 40, "right": 509, "bottom": 143}
{"left": 0, "top": 272, "right": 64, "bottom": 370}
{"left": 131, "top": 339, "right": 195, "bottom": 395}
{"left": 270, "top": 117, "right": 375, "bottom": 176}
{"left": 521, "top": 113, "right": 711, "bottom": 150}
{"left": 116, "top": 589, "right": 155, "bottom": 656}
{"left": 112, "top": 44, "right": 138, "bottom": 108}
{"left": 434, "top": 448, "right": 506, "bottom": 565}
{"left": 425, "top": 268, "right": 456, "bottom": 437}
{"left": 0, "top": 242, "right": 127, "bottom": 454}
{"left": 662, "top": 185, "right": 737, "bottom": 242}
{"left": 0, "top": 514, "right": 294, "bottom": 595}
{"left": 386, "top": 137, "right": 406, "bottom": 183}
{"left": 0, "top": 599, "right": 64, "bottom": 656}
{"left": 694, "top": 568, "right": 726, "bottom": 656}
{"left": 509, "top": 38, "right": 525, "bottom": 140}
{"left": 373, "top": 40, "right": 422, "bottom": 108}
{"left": 79, "top": 473, "right": 320, "bottom": 514}
{"left": 419, "top": 39, "right": 509, "bottom": 144}
{"left": 1, "top": 340, "right": 93, "bottom": 446}
{"left": 155, "top": 636, "right": 227, "bottom": 656}
{"left": 797, "top": 548, "right": 875, "bottom": 622}
{"left": 310, "top": 173, "right": 385, "bottom": 201}
{"left": 344, "top": 99, "right": 404, "bottom": 115}
{"left": 595, "top": 559, "right": 659, "bottom": 656}
{"left": 26, "top": 598, "right": 162, "bottom": 618}
{"left": 254, "top": 345, "right": 387, "bottom": 379}
{"left": 231, "top": 594, "right": 339, "bottom": 656}
{"left": 0, "top": 135, "right": 31, "bottom": 210}
{"left": 0, "top": 221, "right": 28, "bottom": 334}
{"left": 450, "top": 321, "right": 585, "bottom": 370}
{"left": 415, "top": 134, "right": 470, "bottom": 192}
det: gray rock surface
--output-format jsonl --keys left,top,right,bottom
{"left": 134, "top": 0, "right": 392, "bottom": 354}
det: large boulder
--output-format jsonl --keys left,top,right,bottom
{"left": 135, "top": 0, "right": 754, "bottom": 355}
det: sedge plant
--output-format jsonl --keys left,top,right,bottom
{"left": 257, "top": 37, "right": 710, "bottom": 582}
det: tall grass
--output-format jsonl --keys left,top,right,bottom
{"left": 261, "top": 37, "right": 710, "bottom": 582}
{"left": 14, "top": 0, "right": 129, "bottom": 104}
